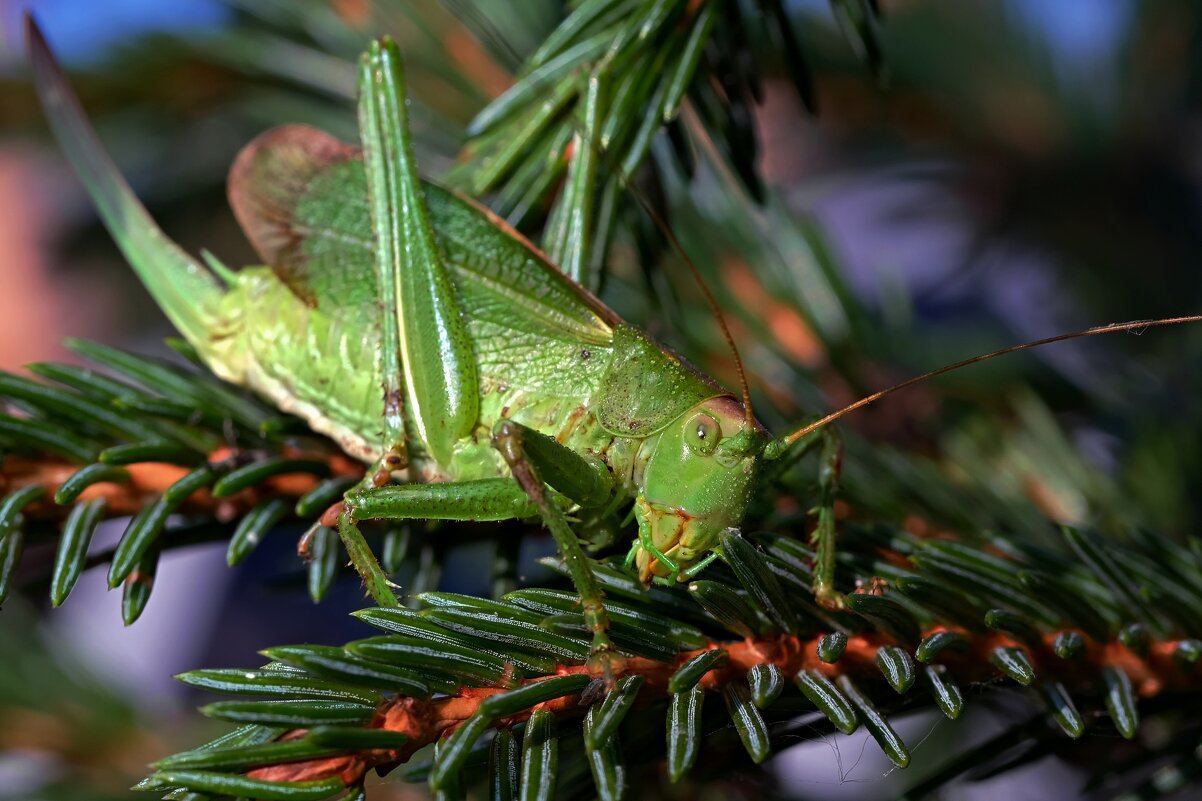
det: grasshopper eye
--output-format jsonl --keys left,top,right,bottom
{"left": 685, "top": 413, "right": 720, "bottom": 456}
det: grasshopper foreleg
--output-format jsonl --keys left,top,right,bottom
{"left": 762, "top": 424, "right": 846, "bottom": 606}
{"left": 490, "top": 420, "right": 622, "bottom": 681}
{"left": 811, "top": 428, "right": 845, "bottom": 609}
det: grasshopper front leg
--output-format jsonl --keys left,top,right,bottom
{"left": 811, "top": 428, "right": 845, "bottom": 609}
{"left": 763, "top": 424, "right": 846, "bottom": 607}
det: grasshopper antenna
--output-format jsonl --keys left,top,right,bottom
{"left": 619, "top": 177, "right": 757, "bottom": 428}
{"left": 764, "top": 314, "right": 1202, "bottom": 458}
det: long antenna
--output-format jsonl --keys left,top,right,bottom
{"left": 619, "top": 178, "right": 757, "bottom": 427}
{"left": 766, "top": 315, "right": 1202, "bottom": 456}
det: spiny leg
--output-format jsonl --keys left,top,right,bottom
{"left": 758, "top": 421, "right": 846, "bottom": 605}
{"left": 490, "top": 420, "right": 621, "bottom": 681}
{"left": 811, "top": 428, "right": 845, "bottom": 609}
{"left": 297, "top": 442, "right": 418, "bottom": 605}
{"left": 358, "top": 39, "right": 411, "bottom": 476}
{"left": 334, "top": 505, "right": 399, "bottom": 608}
{"left": 337, "top": 478, "right": 539, "bottom": 608}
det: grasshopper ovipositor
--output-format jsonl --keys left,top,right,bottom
{"left": 26, "top": 18, "right": 1201, "bottom": 673}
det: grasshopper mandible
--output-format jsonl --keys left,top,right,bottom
{"left": 26, "top": 21, "right": 1201, "bottom": 672}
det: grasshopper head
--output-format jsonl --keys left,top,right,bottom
{"left": 633, "top": 396, "right": 764, "bottom": 584}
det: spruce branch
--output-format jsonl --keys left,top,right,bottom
{"left": 144, "top": 526, "right": 1202, "bottom": 799}
{"left": 449, "top": 0, "right": 849, "bottom": 289}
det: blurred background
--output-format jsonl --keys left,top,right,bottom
{"left": 2, "top": 0, "right": 1202, "bottom": 798}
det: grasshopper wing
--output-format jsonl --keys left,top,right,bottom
{"left": 228, "top": 126, "right": 618, "bottom": 406}
{"left": 228, "top": 125, "right": 370, "bottom": 310}
{"left": 229, "top": 125, "right": 615, "bottom": 339}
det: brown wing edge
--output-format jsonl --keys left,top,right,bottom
{"left": 228, "top": 122, "right": 620, "bottom": 330}
{"left": 227, "top": 124, "right": 360, "bottom": 306}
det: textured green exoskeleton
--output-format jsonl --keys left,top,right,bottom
{"left": 28, "top": 26, "right": 841, "bottom": 667}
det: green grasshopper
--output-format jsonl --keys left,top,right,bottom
{"left": 26, "top": 20, "right": 1200, "bottom": 672}
{"left": 28, "top": 25, "right": 788, "bottom": 668}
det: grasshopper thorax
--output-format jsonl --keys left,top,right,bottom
{"left": 633, "top": 395, "right": 765, "bottom": 584}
